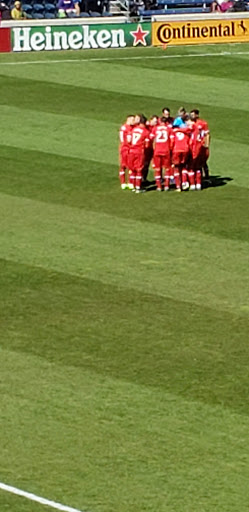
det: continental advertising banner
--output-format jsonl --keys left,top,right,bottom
{"left": 11, "top": 22, "right": 151, "bottom": 52}
{"left": 152, "top": 18, "right": 249, "bottom": 46}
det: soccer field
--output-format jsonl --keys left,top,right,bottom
{"left": 0, "top": 43, "right": 249, "bottom": 512}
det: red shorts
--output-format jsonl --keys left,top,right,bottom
{"left": 172, "top": 151, "right": 189, "bottom": 166}
{"left": 153, "top": 154, "right": 171, "bottom": 170}
{"left": 189, "top": 151, "right": 202, "bottom": 171}
{"left": 128, "top": 151, "right": 144, "bottom": 172}
{"left": 119, "top": 147, "right": 129, "bottom": 168}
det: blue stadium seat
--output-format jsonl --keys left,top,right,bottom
{"left": 80, "top": 11, "right": 90, "bottom": 15}
{"left": 157, "top": 0, "right": 212, "bottom": 5}
{"left": 44, "top": 2, "right": 56, "bottom": 10}
{"left": 163, "top": 6, "right": 206, "bottom": 11}
{"left": 22, "top": 2, "right": 33, "bottom": 12}
{"left": 32, "top": 10, "right": 44, "bottom": 16}
{"left": 44, "top": 10, "right": 56, "bottom": 16}
{"left": 139, "top": 8, "right": 167, "bottom": 14}
{"left": 32, "top": 2, "right": 44, "bottom": 10}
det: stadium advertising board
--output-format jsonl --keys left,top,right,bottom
{"left": 152, "top": 18, "right": 249, "bottom": 45}
{"left": 11, "top": 23, "right": 151, "bottom": 52}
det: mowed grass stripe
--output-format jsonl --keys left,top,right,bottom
{"left": 1, "top": 344, "right": 249, "bottom": 512}
{"left": 0, "top": 100, "right": 249, "bottom": 180}
{"left": 1, "top": 258, "right": 249, "bottom": 412}
{"left": 0, "top": 123, "right": 248, "bottom": 190}
{"left": 1, "top": 75, "right": 249, "bottom": 146}
{"left": 1, "top": 42, "right": 249, "bottom": 63}
{"left": 0, "top": 57, "right": 248, "bottom": 112}
{"left": 0, "top": 192, "right": 248, "bottom": 313}
{"left": 0, "top": 493, "right": 64, "bottom": 512}
{"left": 2, "top": 346, "right": 249, "bottom": 512}
{"left": 119, "top": 54, "right": 249, "bottom": 82}
{"left": 0, "top": 144, "right": 248, "bottom": 241}
{"left": 0, "top": 105, "right": 117, "bottom": 165}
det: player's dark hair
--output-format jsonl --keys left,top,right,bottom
{"left": 162, "top": 107, "right": 170, "bottom": 113}
{"left": 150, "top": 114, "right": 158, "bottom": 120}
{"left": 191, "top": 109, "right": 199, "bottom": 115}
{"left": 160, "top": 116, "right": 168, "bottom": 124}
{"left": 127, "top": 114, "right": 135, "bottom": 118}
{"left": 139, "top": 114, "right": 147, "bottom": 125}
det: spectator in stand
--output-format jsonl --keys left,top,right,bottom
{"left": 58, "top": 0, "right": 80, "bottom": 17}
{"left": 211, "top": 0, "right": 234, "bottom": 11}
{"left": 80, "top": 0, "right": 103, "bottom": 12}
{"left": 0, "top": 1, "right": 11, "bottom": 19}
{"left": 11, "top": 0, "right": 26, "bottom": 18}
{"left": 130, "top": 0, "right": 145, "bottom": 15}
{"left": 144, "top": 0, "right": 157, "bottom": 9}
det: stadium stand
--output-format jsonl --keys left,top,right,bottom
{"left": 7, "top": 0, "right": 114, "bottom": 17}
{"left": 7, "top": 0, "right": 248, "bottom": 18}
{"left": 138, "top": 0, "right": 213, "bottom": 17}
{"left": 137, "top": 0, "right": 249, "bottom": 16}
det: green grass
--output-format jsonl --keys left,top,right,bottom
{"left": 0, "top": 43, "right": 249, "bottom": 512}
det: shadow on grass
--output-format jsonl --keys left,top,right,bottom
{"left": 143, "top": 175, "right": 233, "bottom": 192}
{"left": 202, "top": 175, "right": 233, "bottom": 189}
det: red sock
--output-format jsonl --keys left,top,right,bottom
{"left": 119, "top": 168, "right": 126, "bottom": 185}
{"left": 196, "top": 170, "right": 202, "bottom": 186}
{"left": 164, "top": 168, "right": 170, "bottom": 189}
{"left": 182, "top": 168, "right": 188, "bottom": 185}
{"left": 155, "top": 169, "right": 162, "bottom": 190}
{"left": 135, "top": 171, "right": 142, "bottom": 190}
{"left": 129, "top": 170, "right": 135, "bottom": 188}
{"left": 174, "top": 168, "right": 181, "bottom": 189}
{"left": 188, "top": 170, "right": 195, "bottom": 186}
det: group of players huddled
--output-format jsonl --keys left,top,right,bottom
{"left": 119, "top": 107, "right": 210, "bottom": 193}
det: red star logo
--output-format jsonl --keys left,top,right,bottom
{"left": 130, "top": 24, "right": 149, "bottom": 46}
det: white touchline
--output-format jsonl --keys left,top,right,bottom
{"left": 0, "top": 482, "right": 86, "bottom": 512}
{"left": 0, "top": 49, "right": 249, "bottom": 66}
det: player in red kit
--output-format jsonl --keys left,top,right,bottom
{"left": 188, "top": 117, "right": 204, "bottom": 190}
{"left": 150, "top": 117, "right": 174, "bottom": 191}
{"left": 190, "top": 109, "right": 210, "bottom": 182}
{"left": 143, "top": 115, "right": 158, "bottom": 183}
{"left": 172, "top": 122, "right": 191, "bottom": 191}
{"left": 119, "top": 115, "right": 135, "bottom": 190}
{"left": 162, "top": 107, "right": 174, "bottom": 127}
{"left": 128, "top": 114, "right": 150, "bottom": 194}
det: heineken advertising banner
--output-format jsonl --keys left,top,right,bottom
{"left": 11, "top": 23, "right": 151, "bottom": 52}
{"left": 152, "top": 18, "right": 249, "bottom": 46}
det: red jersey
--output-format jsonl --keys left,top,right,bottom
{"left": 172, "top": 127, "right": 191, "bottom": 153}
{"left": 190, "top": 119, "right": 209, "bottom": 158}
{"left": 119, "top": 124, "right": 132, "bottom": 150}
{"left": 145, "top": 124, "right": 154, "bottom": 149}
{"left": 150, "top": 124, "right": 174, "bottom": 155}
{"left": 195, "top": 119, "right": 209, "bottom": 145}
{"left": 130, "top": 125, "right": 150, "bottom": 154}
